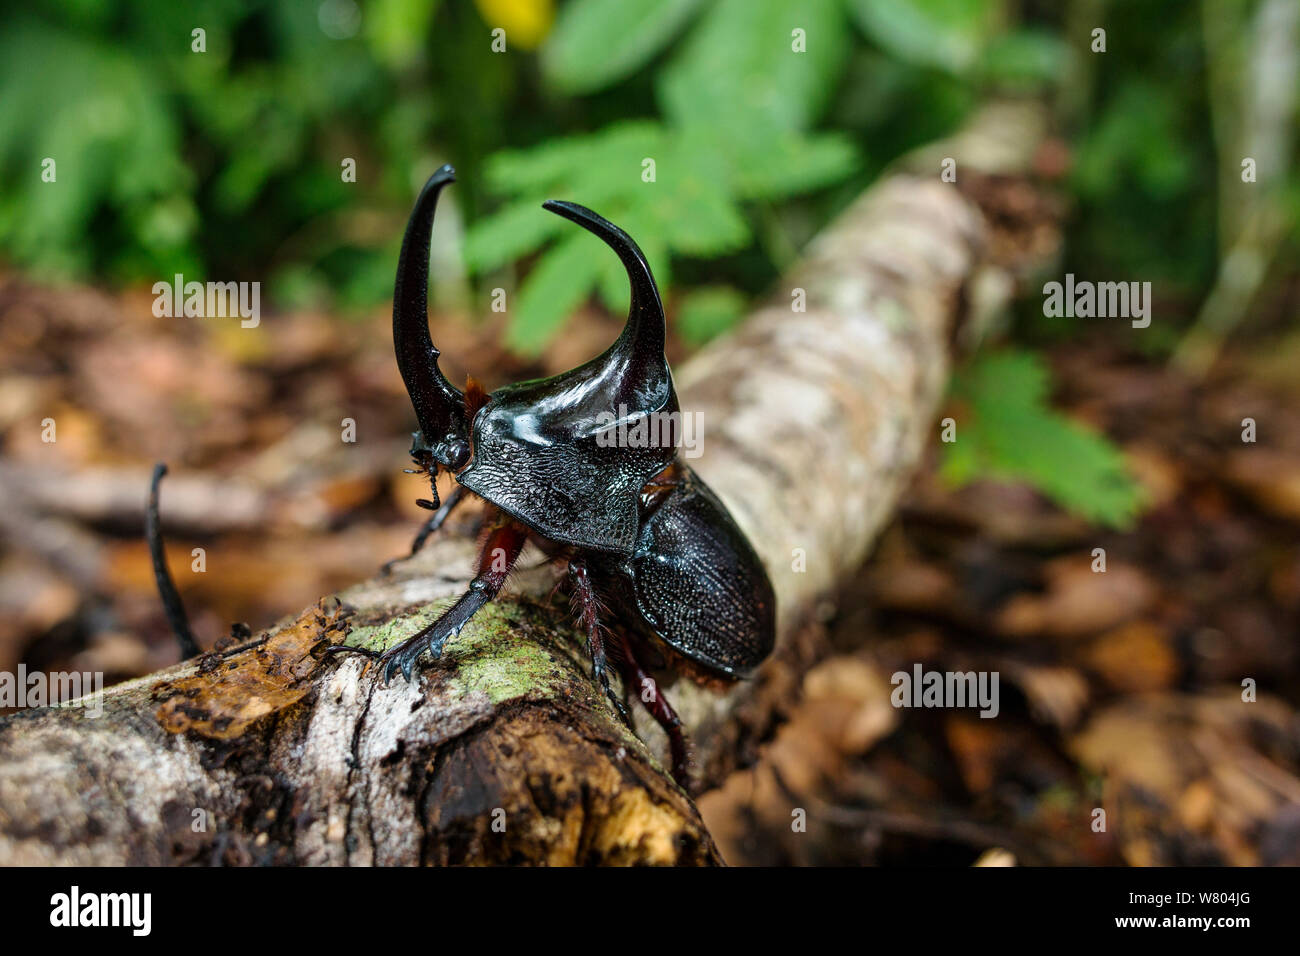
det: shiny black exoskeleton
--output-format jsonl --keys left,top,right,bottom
{"left": 340, "top": 166, "right": 777, "bottom": 786}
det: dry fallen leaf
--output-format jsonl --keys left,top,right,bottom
{"left": 995, "top": 556, "right": 1157, "bottom": 640}
{"left": 1069, "top": 691, "right": 1300, "bottom": 866}
{"left": 1082, "top": 620, "right": 1179, "bottom": 693}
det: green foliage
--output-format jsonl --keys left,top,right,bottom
{"left": 847, "top": 0, "right": 999, "bottom": 73}
{"left": 0, "top": 0, "right": 1272, "bottom": 381}
{"left": 657, "top": 0, "right": 849, "bottom": 135}
{"left": 1074, "top": 82, "right": 1195, "bottom": 201}
{"left": 0, "top": 0, "right": 1274, "bottom": 527}
{"left": 942, "top": 351, "right": 1143, "bottom": 528}
{"left": 677, "top": 286, "right": 746, "bottom": 346}
{"left": 0, "top": 19, "right": 194, "bottom": 278}
{"left": 472, "top": 0, "right": 861, "bottom": 353}
{"left": 0, "top": 4, "right": 407, "bottom": 295}
{"left": 1058, "top": 1, "right": 1220, "bottom": 295}
{"left": 542, "top": 0, "right": 702, "bottom": 94}
{"left": 507, "top": 228, "right": 609, "bottom": 354}
{"left": 975, "top": 29, "right": 1068, "bottom": 90}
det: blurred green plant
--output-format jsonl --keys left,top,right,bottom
{"left": 474, "top": 0, "right": 1069, "bottom": 353}
{"left": 676, "top": 285, "right": 747, "bottom": 347}
{"left": 0, "top": 18, "right": 196, "bottom": 279}
{"left": 0, "top": 0, "right": 519, "bottom": 309}
{"left": 3, "top": 0, "right": 1284, "bottom": 530}
{"left": 471, "top": 0, "right": 859, "bottom": 353}
{"left": 942, "top": 350, "right": 1143, "bottom": 528}
{"left": 0, "top": 0, "right": 1065, "bottom": 322}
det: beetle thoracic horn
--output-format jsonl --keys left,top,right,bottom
{"left": 541, "top": 200, "right": 666, "bottom": 361}
{"left": 393, "top": 165, "right": 469, "bottom": 468}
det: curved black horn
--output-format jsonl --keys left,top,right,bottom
{"left": 394, "top": 165, "right": 468, "bottom": 468}
{"left": 542, "top": 200, "right": 665, "bottom": 358}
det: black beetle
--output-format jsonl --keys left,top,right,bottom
{"left": 347, "top": 165, "right": 776, "bottom": 784}
{"left": 148, "top": 165, "right": 776, "bottom": 786}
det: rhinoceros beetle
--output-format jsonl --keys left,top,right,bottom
{"left": 347, "top": 165, "right": 777, "bottom": 783}
{"left": 148, "top": 165, "right": 776, "bottom": 786}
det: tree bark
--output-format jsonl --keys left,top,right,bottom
{"left": 0, "top": 102, "right": 1055, "bottom": 866}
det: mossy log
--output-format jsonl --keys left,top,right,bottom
{"left": 0, "top": 103, "right": 1055, "bottom": 865}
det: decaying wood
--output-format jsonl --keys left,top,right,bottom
{"left": 0, "top": 103, "right": 1056, "bottom": 866}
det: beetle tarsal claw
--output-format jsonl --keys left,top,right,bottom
{"left": 371, "top": 633, "right": 433, "bottom": 685}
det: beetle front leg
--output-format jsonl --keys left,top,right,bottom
{"left": 385, "top": 517, "right": 528, "bottom": 682}
{"left": 332, "top": 515, "right": 528, "bottom": 683}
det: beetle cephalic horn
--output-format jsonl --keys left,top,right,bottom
{"left": 542, "top": 200, "right": 666, "bottom": 361}
{"left": 394, "top": 165, "right": 469, "bottom": 468}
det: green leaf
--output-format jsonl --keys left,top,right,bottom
{"left": 941, "top": 351, "right": 1144, "bottom": 528}
{"left": 731, "top": 131, "right": 860, "bottom": 199}
{"left": 976, "top": 30, "right": 1068, "bottom": 90}
{"left": 630, "top": 213, "right": 672, "bottom": 295}
{"left": 658, "top": 0, "right": 848, "bottom": 135}
{"left": 542, "top": 0, "right": 703, "bottom": 94}
{"left": 1073, "top": 82, "right": 1194, "bottom": 200}
{"left": 0, "top": 19, "right": 192, "bottom": 278}
{"left": 365, "top": 0, "right": 441, "bottom": 68}
{"left": 649, "top": 138, "right": 750, "bottom": 256}
{"left": 846, "top": 0, "right": 997, "bottom": 73}
{"left": 484, "top": 121, "right": 665, "bottom": 195}
{"left": 593, "top": 204, "right": 669, "bottom": 310}
{"left": 470, "top": 2, "right": 866, "bottom": 356}
{"left": 507, "top": 230, "right": 608, "bottom": 355}
{"left": 463, "top": 196, "right": 567, "bottom": 271}
{"left": 677, "top": 286, "right": 746, "bottom": 346}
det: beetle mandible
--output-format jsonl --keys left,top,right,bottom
{"left": 334, "top": 166, "right": 777, "bottom": 783}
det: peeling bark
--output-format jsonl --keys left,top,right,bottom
{"left": 0, "top": 103, "right": 1055, "bottom": 866}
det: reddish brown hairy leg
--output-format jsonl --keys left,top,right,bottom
{"left": 567, "top": 558, "right": 630, "bottom": 725}
{"left": 611, "top": 630, "right": 692, "bottom": 789}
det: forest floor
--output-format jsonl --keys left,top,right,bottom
{"left": 3, "top": 275, "right": 1298, "bottom": 866}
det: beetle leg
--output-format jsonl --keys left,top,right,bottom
{"left": 566, "top": 559, "right": 630, "bottom": 727}
{"left": 611, "top": 632, "right": 692, "bottom": 789}
{"left": 372, "top": 517, "right": 528, "bottom": 684}
{"left": 381, "top": 484, "right": 468, "bottom": 575}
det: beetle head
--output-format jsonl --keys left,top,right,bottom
{"left": 391, "top": 171, "right": 679, "bottom": 550}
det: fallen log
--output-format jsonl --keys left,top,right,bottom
{"left": 0, "top": 102, "right": 1055, "bottom": 865}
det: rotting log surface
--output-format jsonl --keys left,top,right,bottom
{"left": 0, "top": 103, "right": 1054, "bottom": 865}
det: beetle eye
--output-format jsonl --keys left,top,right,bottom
{"left": 443, "top": 437, "right": 471, "bottom": 471}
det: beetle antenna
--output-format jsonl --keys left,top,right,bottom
{"left": 394, "top": 165, "right": 470, "bottom": 469}
{"left": 146, "top": 463, "right": 201, "bottom": 659}
{"left": 541, "top": 200, "right": 665, "bottom": 358}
